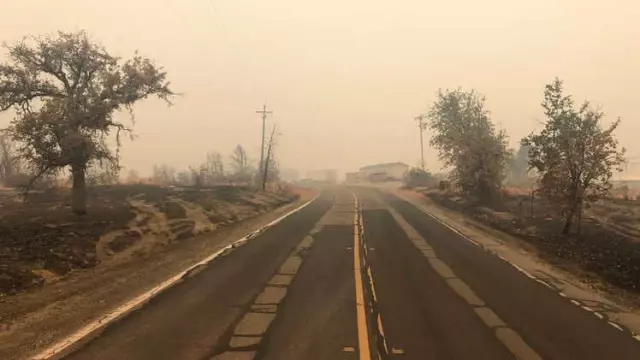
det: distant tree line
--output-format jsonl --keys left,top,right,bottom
{"left": 149, "top": 143, "right": 278, "bottom": 187}
{"left": 421, "top": 78, "right": 626, "bottom": 235}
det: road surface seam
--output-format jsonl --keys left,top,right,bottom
{"left": 394, "top": 192, "right": 640, "bottom": 343}
{"left": 212, "top": 231, "right": 318, "bottom": 359}
{"left": 387, "top": 207, "right": 543, "bottom": 360}
{"left": 31, "top": 195, "right": 319, "bottom": 360}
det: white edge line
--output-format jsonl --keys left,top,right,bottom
{"left": 397, "top": 192, "right": 640, "bottom": 339}
{"left": 31, "top": 194, "right": 320, "bottom": 360}
{"left": 608, "top": 322, "right": 624, "bottom": 331}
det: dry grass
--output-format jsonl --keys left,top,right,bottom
{"left": 425, "top": 187, "right": 640, "bottom": 293}
{"left": 0, "top": 184, "right": 298, "bottom": 296}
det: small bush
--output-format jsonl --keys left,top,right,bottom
{"left": 160, "top": 201, "right": 187, "bottom": 219}
{"left": 404, "top": 167, "right": 437, "bottom": 188}
{"left": 439, "top": 180, "right": 451, "bottom": 191}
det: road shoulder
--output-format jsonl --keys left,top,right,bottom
{"left": 0, "top": 190, "right": 317, "bottom": 360}
{"left": 390, "top": 187, "right": 640, "bottom": 340}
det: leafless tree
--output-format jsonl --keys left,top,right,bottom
{"left": 152, "top": 164, "right": 176, "bottom": 185}
{"left": 230, "top": 144, "right": 251, "bottom": 182}
{"left": 206, "top": 151, "right": 224, "bottom": 183}
{"left": 0, "top": 31, "right": 173, "bottom": 214}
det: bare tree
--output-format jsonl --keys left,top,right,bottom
{"left": 230, "top": 144, "right": 251, "bottom": 182}
{"left": 523, "top": 78, "right": 626, "bottom": 235}
{"left": 0, "top": 31, "right": 173, "bottom": 214}
{"left": 152, "top": 164, "right": 176, "bottom": 185}
{"left": 208, "top": 151, "right": 224, "bottom": 183}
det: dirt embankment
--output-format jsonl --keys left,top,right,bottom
{"left": 0, "top": 184, "right": 296, "bottom": 297}
{"left": 423, "top": 188, "right": 640, "bottom": 295}
{"left": 0, "top": 184, "right": 310, "bottom": 359}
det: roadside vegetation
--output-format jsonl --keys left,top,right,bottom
{"left": 410, "top": 78, "right": 638, "bottom": 294}
{"left": 0, "top": 31, "right": 291, "bottom": 298}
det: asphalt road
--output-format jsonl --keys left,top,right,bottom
{"left": 62, "top": 187, "right": 640, "bottom": 360}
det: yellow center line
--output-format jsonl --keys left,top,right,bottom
{"left": 352, "top": 194, "right": 372, "bottom": 360}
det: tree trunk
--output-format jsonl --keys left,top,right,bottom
{"left": 562, "top": 203, "right": 577, "bottom": 235}
{"left": 576, "top": 198, "right": 583, "bottom": 236}
{"left": 72, "top": 164, "right": 87, "bottom": 215}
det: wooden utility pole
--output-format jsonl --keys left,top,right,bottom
{"left": 256, "top": 103, "right": 273, "bottom": 179}
{"left": 262, "top": 124, "right": 277, "bottom": 191}
{"left": 415, "top": 114, "right": 426, "bottom": 170}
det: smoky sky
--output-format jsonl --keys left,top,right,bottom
{"left": 1, "top": 0, "right": 639, "bottom": 177}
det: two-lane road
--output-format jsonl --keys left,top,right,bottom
{"left": 60, "top": 187, "right": 640, "bottom": 360}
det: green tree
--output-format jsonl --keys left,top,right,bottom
{"left": 403, "top": 167, "right": 436, "bottom": 188}
{"left": 522, "top": 78, "right": 626, "bottom": 235}
{"left": 0, "top": 31, "right": 173, "bottom": 214}
{"left": 425, "top": 88, "right": 509, "bottom": 202}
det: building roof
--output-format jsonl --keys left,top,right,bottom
{"left": 359, "top": 162, "right": 409, "bottom": 171}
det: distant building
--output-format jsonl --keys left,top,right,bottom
{"left": 359, "top": 162, "right": 409, "bottom": 181}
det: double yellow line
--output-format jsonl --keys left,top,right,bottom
{"left": 352, "top": 195, "right": 371, "bottom": 360}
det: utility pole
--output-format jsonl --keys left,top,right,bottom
{"left": 415, "top": 114, "right": 426, "bottom": 170}
{"left": 262, "top": 124, "right": 277, "bottom": 191}
{"left": 256, "top": 103, "right": 273, "bottom": 180}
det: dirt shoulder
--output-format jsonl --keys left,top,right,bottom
{"left": 0, "top": 185, "right": 316, "bottom": 360}
{"left": 390, "top": 187, "right": 640, "bottom": 339}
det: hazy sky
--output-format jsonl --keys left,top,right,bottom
{"left": 1, "top": 1, "right": 639, "bottom": 177}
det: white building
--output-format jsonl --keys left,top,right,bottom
{"left": 359, "top": 162, "right": 409, "bottom": 181}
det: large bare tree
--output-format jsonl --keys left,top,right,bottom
{"left": 0, "top": 31, "right": 173, "bottom": 214}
